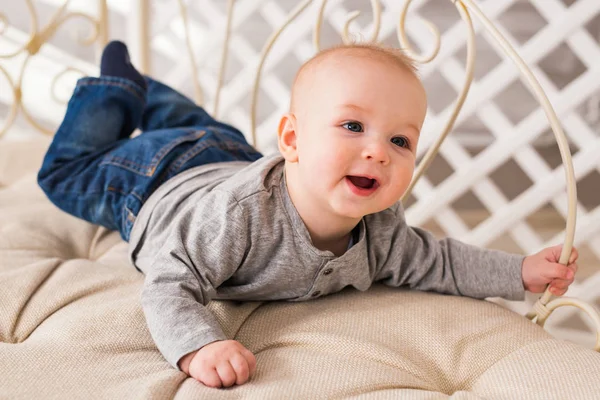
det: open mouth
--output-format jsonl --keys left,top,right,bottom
{"left": 346, "top": 175, "right": 379, "bottom": 195}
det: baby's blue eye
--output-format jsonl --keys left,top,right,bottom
{"left": 391, "top": 136, "right": 409, "bottom": 148}
{"left": 343, "top": 122, "right": 363, "bottom": 132}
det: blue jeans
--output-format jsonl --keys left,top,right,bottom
{"left": 38, "top": 76, "right": 262, "bottom": 241}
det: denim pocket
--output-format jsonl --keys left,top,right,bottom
{"left": 165, "top": 131, "right": 261, "bottom": 175}
{"left": 99, "top": 129, "right": 207, "bottom": 177}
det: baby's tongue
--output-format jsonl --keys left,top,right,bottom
{"left": 348, "top": 176, "right": 373, "bottom": 189}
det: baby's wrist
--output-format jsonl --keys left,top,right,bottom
{"left": 178, "top": 350, "right": 198, "bottom": 374}
{"left": 521, "top": 255, "right": 531, "bottom": 284}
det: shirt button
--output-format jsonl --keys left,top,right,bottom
{"left": 323, "top": 268, "right": 333, "bottom": 275}
{"left": 311, "top": 291, "right": 321, "bottom": 297}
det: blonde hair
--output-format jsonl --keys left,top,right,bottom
{"left": 290, "top": 43, "right": 419, "bottom": 112}
{"left": 307, "top": 43, "right": 418, "bottom": 74}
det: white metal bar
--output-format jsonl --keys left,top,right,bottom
{"left": 407, "top": 64, "right": 600, "bottom": 226}
{"left": 128, "top": 0, "right": 151, "bottom": 74}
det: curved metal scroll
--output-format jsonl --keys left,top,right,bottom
{"left": 399, "top": 0, "right": 475, "bottom": 203}
{"left": 403, "top": 0, "right": 600, "bottom": 351}
{"left": 0, "top": 0, "right": 105, "bottom": 137}
{"left": 248, "top": 0, "right": 599, "bottom": 351}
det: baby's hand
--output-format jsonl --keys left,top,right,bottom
{"left": 522, "top": 245, "right": 578, "bottom": 296}
{"left": 178, "top": 340, "right": 256, "bottom": 388}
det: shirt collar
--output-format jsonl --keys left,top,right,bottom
{"left": 278, "top": 165, "right": 365, "bottom": 257}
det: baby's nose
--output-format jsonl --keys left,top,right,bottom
{"left": 362, "top": 141, "right": 390, "bottom": 164}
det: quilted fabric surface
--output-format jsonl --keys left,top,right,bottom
{"left": 1, "top": 140, "right": 600, "bottom": 399}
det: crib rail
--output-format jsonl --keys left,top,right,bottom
{"left": 0, "top": 0, "right": 106, "bottom": 136}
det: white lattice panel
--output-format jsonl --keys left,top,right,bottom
{"left": 1, "top": 0, "right": 599, "bottom": 348}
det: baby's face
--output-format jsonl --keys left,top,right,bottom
{"left": 292, "top": 54, "right": 427, "bottom": 219}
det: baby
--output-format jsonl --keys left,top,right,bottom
{"left": 38, "top": 41, "right": 578, "bottom": 388}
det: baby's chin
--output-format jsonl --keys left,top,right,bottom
{"left": 331, "top": 202, "right": 387, "bottom": 220}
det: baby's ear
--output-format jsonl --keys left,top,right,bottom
{"left": 277, "top": 113, "right": 299, "bottom": 163}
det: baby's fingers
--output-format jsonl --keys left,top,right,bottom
{"left": 242, "top": 348, "right": 257, "bottom": 376}
{"left": 543, "top": 263, "right": 574, "bottom": 281}
{"left": 549, "top": 262, "right": 577, "bottom": 296}
{"left": 550, "top": 286, "right": 568, "bottom": 296}
{"left": 230, "top": 353, "right": 250, "bottom": 385}
{"left": 549, "top": 278, "right": 572, "bottom": 295}
{"left": 216, "top": 362, "right": 237, "bottom": 387}
{"left": 569, "top": 247, "right": 579, "bottom": 264}
{"left": 550, "top": 277, "right": 574, "bottom": 296}
{"left": 197, "top": 366, "right": 222, "bottom": 388}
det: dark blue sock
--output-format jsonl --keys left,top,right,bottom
{"left": 100, "top": 41, "right": 147, "bottom": 91}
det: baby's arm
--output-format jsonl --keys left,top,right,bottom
{"left": 140, "top": 191, "right": 255, "bottom": 386}
{"left": 375, "top": 207, "right": 525, "bottom": 300}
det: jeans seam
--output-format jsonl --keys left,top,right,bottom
{"left": 167, "top": 139, "right": 257, "bottom": 174}
{"left": 148, "top": 129, "right": 207, "bottom": 174}
{"left": 101, "top": 157, "right": 151, "bottom": 175}
{"left": 122, "top": 205, "right": 136, "bottom": 239}
{"left": 107, "top": 186, "right": 128, "bottom": 196}
{"left": 145, "top": 137, "right": 250, "bottom": 199}
{"left": 130, "top": 190, "right": 144, "bottom": 202}
{"left": 77, "top": 79, "right": 145, "bottom": 102}
{"left": 167, "top": 139, "right": 214, "bottom": 173}
{"left": 98, "top": 129, "right": 207, "bottom": 176}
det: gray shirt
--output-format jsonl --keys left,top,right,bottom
{"left": 129, "top": 154, "right": 525, "bottom": 369}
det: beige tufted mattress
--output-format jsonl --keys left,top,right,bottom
{"left": 2, "top": 139, "right": 600, "bottom": 399}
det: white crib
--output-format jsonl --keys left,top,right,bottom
{"left": 1, "top": 1, "right": 599, "bottom": 398}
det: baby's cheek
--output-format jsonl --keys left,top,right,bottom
{"left": 323, "top": 155, "right": 348, "bottom": 179}
{"left": 304, "top": 153, "right": 332, "bottom": 181}
{"left": 400, "top": 160, "right": 416, "bottom": 181}
{"left": 392, "top": 168, "right": 414, "bottom": 195}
